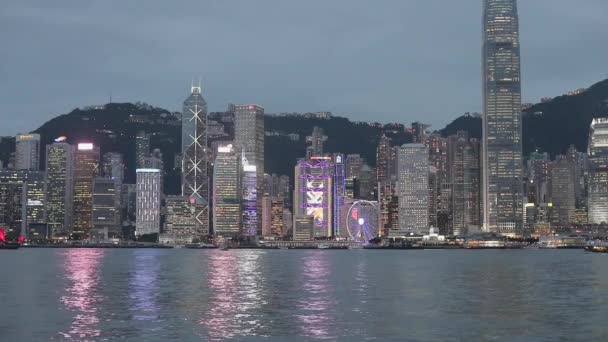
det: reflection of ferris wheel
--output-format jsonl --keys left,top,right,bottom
{"left": 346, "top": 201, "right": 379, "bottom": 242}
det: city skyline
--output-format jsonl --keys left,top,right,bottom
{"left": 1, "top": 1, "right": 607, "bottom": 136}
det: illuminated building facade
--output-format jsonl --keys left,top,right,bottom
{"left": 306, "top": 126, "right": 327, "bottom": 159}
{"left": 213, "top": 144, "right": 241, "bottom": 237}
{"left": 588, "top": 118, "right": 608, "bottom": 224}
{"left": 482, "top": 0, "right": 523, "bottom": 235}
{"left": 15, "top": 133, "right": 40, "bottom": 170}
{"left": 242, "top": 160, "right": 258, "bottom": 237}
{"left": 182, "top": 83, "right": 209, "bottom": 236}
{"left": 332, "top": 153, "right": 345, "bottom": 237}
{"left": 397, "top": 144, "right": 429, "bottom": 236}
{"left": 162, "top": 196, "right": 199, "bottom": 243}
{"left": 294, "top": 216, "right": 314, "bottom": 241}
{"left": 46, "top": 142, "right": 74, "bottom": 235}
{"left": 92, "top": 177, "right": 120, "bottom": 237}
{"left": 73, "top": 143, "right": 100, "bottom": 236}
{"left": 549, "top": 155, "right": 576, "bottom": 226}
{"left": 0, "top": 178, "right": 26, "bottom": 237}
{"left": 234, "top": 104, "right": 264, "bottom": 234}
{"left": 448, "top": 132, "right": 481, "bottom": 235}
{"left": 136, "top": 169, "right": 162, "bottom": 236}
{"left": 135, "top": 131, "right": 150, "bottom": 168}
{"left": 294, "top": 157, "right": 333, "bottom": 238}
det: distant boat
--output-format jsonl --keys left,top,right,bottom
{"left": 318, "top": 244, "right": 330, "bottom": 249}
{"left": 220, "top": 245, "right": 229, "bottom": 251}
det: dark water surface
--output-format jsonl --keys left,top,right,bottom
{"left": 1, "top": 249, "right": 607, "bottom": 341}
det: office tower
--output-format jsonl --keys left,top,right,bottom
{"left": 102, "top": 152, "right": 124, "bottom": 183}
{"left": 92, "top": 177, "right": 120, "bottom": 238}
{"left": 376, "top": 134, "right": 391, "bottom": 183}
{"left": 549, "top": 155, "right": 576, "bottom": 226}
{"left": 182, "top": 83, "right": 209, "bottom": 235}
{"left": 346, "top": 154, "right": 365, "bottom": 179}
{"left": 294, "top": 157, "right": 333, "bottom": 238}
{"left": 448, "top": 132, "right": 481, "bottom": 235}
{"left": 261, "top": 194, "right": 283, "bottom": 237}
{"left": 162, "top": 196, "right": 199, "bottom": 243}
{"left": 135, "top": 168, "right": 162, "bottom": 236}
{"left": 135, "top": 131, "right": 150, "bottom": 168}
{"left": 378, "top": 180, "right": 394, "bottom": 236}
{"left": 271, "top": 198, "right": 284, "bottom": 237}
{"left": 15, "top": 133, "right": 41, "bottom": 170}
{"left": 396, "top": 144, "right": 429, "bottom": 236}
{"left": 25, "top": 171, "right": 46, "bottom": 231}
{"left": 526, "top": 151, "right": 550, "bottom": 204}
{"left": 102, "top": 152, "right": 124, "bottom": 224}
{"left": 410, "top": 122, "right": 428, "bottom": 144}
{"left": 567, "top": 145, "right": 589, "bottom": 210}
{"left": 332, "top": 153, "right": 346, "bottom": 237}
{"left": 212, "top": 144, "right": 241, "bottom": 237}
{"left": 425, "top": 134, "right": 448, "bottom": 232}
{"left": 0, "top": 170, "right": 45, "bottom": 238}
{"left": 482, "top": 0, "right": 524, "bottom": 235}
{"left": 234, "top": 104, "right": 264, "bottom": 234}
{"left": 46, "top": 142, "right": 74, "bottom": 235}
{"left": 306, "top": 126, "right": 328, "bottom": 159}
{"left": 121, "top": 183, "right": 137, "bottom": 228}
{"left": 242, "top": 160, "right": 258, "bottom": 237}
{"left": 588, "top": 118, "right": 608, "bottom": 224}
{"left": 294, "top": 216, "right": 314, "bottom": 241}
{"left": 0, "top": 174, "right": 26, "bottom": 237}
{"left": 282, "top": 209, "right": 293, "bottom": 237}
{"left": 73, "top": 143, "right": 100, "bottom": 236}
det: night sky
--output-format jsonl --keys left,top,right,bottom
{"left": 1, "top": 0, "right": 606, "bottom": 135}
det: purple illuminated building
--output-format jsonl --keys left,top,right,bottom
{"left": 294, "top": 156, "right": 333, "bottom": 238}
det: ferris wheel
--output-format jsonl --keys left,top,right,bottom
{"left": 346, "top": 200, "right": 379, "bottom": 242}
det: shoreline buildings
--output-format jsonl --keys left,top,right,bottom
{"left": 482, "top": 0, "right": 524, "bottom": 236}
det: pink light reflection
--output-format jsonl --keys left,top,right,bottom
{"left": 58, "top": 248, "right": 105, "bottom": 340}
{"left": 297, "top": 252, "right": 336, "bottom": 340}
{"left": 200, "top": 251, "right": 266, "bottom": 341}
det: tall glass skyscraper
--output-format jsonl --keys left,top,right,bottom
{"left": 588, "top": 118, "right": 608, "bottom": 224}
{"left": 482, "top": 0, "right": 524, "bottom": 235}
{"left": 182, "top": 83, "right": 209, "bottom": 236}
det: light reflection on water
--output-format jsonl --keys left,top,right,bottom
{"left": 200, "top": 250, "right": 266, "bottom": 341}
{"left": 129, "top": 250, "right": 161, "bottom": 323}
{"left": 1, "top": 249, "right": 606, "bottom": 341}
{"left": 58, "top": 248, "right": 106, "bottom": 340}
{"left": 297, "top": 251, "right": 336, "bottom": 340}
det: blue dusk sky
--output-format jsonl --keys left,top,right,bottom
{"left": 1, "top": 0, "right": 606, "bottom": 135}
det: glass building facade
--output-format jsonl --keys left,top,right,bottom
{"left": 482, "top": 0, "right": 524, "bottom": 235}
{"left": 182, "top": 84, "right": 209, "bottom": 235}
{"left": 588, "top": 118, "right": 608, "bottom": 224}
{"left": 212, "top": 144, "right": 242, "bottom": 236}
{"left": 396, "top": 144, "right": 429, "bottom": 236}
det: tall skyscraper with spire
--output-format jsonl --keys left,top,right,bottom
{"left": 182, "top": 81, "right": 209, "bottom": 236}
{"left": 482, "top": 0, "right": 524, "bottom": 235}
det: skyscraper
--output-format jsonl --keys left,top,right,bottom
{"left": 482, "top": 0, "right": 524, "bottom": 235}
{"left": 92, "top": 177, "right": 120, "bottom": 238}
{"left": 234, "top": 104, "right": 264, "bottom": 234}
{"left": 376, "top": 134, "right": 391, "bottom": 184}
{"left": 46, "top": 142, "right": 74, "bottom": 235}
{"left": 135, "top": 131, "right": 150, "bottom": 169}
{"left": 447, "top": 132, "right": 481, "bottom": 235}
{"left": 182, "top": 83, "right": 209, "bottom": 235}
{"left": 306, "top": 126, "right": 328, "bottom": 159}
{"left": 136, "top": 168, "right": 162, "bottom": 236}
{"left": 162, "top": 196, "right": 199, "bottom": 243}
{"left": 212, "top": 144, "right": 241, "bottom": 237}
{"left": 396, "top": 144, "right": 429, "bottom": 236}
{"left": 15, "top": 134, "right": 41, "bottom": 170}
{"left": 294, "top": 157, "right": 333, "bottom": 238}
{"left": 549, "top": 155, "right": 576, "bottom": 226}
{"left": 588, "top": 118, "right": 608, "bottom": 224}
{"left": 73, "top": 143, "right": 100, "bottom": 236}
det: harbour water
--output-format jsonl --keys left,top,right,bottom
{"left": 1, "top": 249, "right": 607, "bottom": 341}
